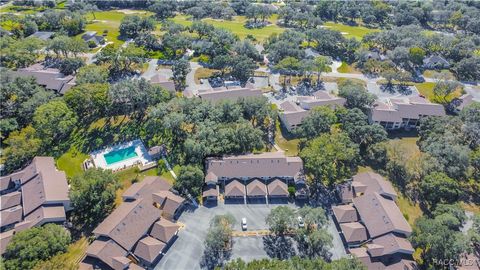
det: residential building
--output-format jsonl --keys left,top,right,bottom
{"left": 202, "top": 152, "right": 304, "bottom": 203}
{"left": 279, "top": 90, "right": 345, "bottom": 131}
{"left": 197, "top": 83, "right": 263, "bottom": 102}
{"left": 12, "top": 63, "right": 76, "bottom": 94}
{"left": 81, "top": 177, "right": 184, "bottom": 270}
{"left": 422, "top": 55, "right": 450, "bottom": 69}
{"left": 28, "top": 31, "right": 55, "bottom": 41}
{"left": 369, "top": 96, "right": 445, "bottom": 130}
{"left": 333, "top": 172, "right": 417, "bottom": 269}
{"left": 81, "top": 31, "right": 105, "bottom": 47}
{"left": 149, "top": 74, "right": 176, "bottom": 92}
{"left": 0, "top": 157, "right": 70, "bottom": 254}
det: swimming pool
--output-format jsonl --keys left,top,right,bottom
{"left": 104, "top": 146, "right": 138, "bottom": 165}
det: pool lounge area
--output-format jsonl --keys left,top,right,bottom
{"left": 90, "top": 140, "right": 155, "bottom": 171}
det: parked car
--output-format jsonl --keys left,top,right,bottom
{"left": 297, "top": 216, "right": 305, "bottom": 228}
{"left": 241, "top": 218, "right": 247, "bottom": 231}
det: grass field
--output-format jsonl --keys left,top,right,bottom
{"left": 194, "top": 67, "right": 219, "bottom": 84}
{"left": 414, "top": 82, "right": 463, "bottom": 103}
{"left": 33, "top": 237, "right": 89, "bottom": 270}
{"left": 323, "top": 22, "right": 381, "bottom": 40}
{"left": 171, "top": 15, "right": 285, "bottom": 41}
{"left": 57, "top": 147, "right": 89, "bottom": 179}
{"left": 274, "top": 120, "right": 300, "bottom": 156}
{"left": 83, "top": 10, "right": 152, "bottom": 46}
{"left": 337, "top": 61, "right": 360, "bottom": 74}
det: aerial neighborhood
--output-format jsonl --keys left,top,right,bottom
{"left": 0, "top": 1, "right": 479, "bottom": 270}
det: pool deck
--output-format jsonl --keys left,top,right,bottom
{"left": 90, "top": 139, "right": 154, "bottom": 171}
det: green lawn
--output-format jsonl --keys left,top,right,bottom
{"left": 170, "top": 15, "right": 285, "bottom": 42}
{"left": 57, "top": 147, "right": 89, "bottom": 179}
{"left": 414, "top": 82, "right": 463, "bottom": 103}
{"left": 82, "top": 10, "right": 153, "bottom": 46}
{"left": 323, "top": 22, "right": 381, "bottom": 40}
{"left": 337, "top": 61, "right": 360, "bottom": 74}
{"left": 274, "top": 120, "right": 300, "bottom": 156}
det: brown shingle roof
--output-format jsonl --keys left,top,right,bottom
{"left": 224, "top": 180, "right": 245, "bottom": 197}
{"left": 206, "top": 152, "right": 303, "bottom": 180}
{"left": 353, "top": 193, "right": 412, "bottom": 238}
{"left": 332, "top": 204, "right": 358, "bottom": 223}
{"left": 0, "top": 191, "right": 21, "bottom": 210}
{"left": 122, "top": 176, "right": 171, "bottom": 201}
{"left": 204, "top": 172, "right": 218, "bottom": 184}
{"left": 368, "top": 233, "right": 414, "bottom": 257}
{"left": 247, "top": 179, "right": 267, "bottom": 197}
{"left": 386, "top": 259, "right": 418, "bottom": 270}
{"left": 93, "top": 199, "right": 161, "bottom": 251}
{"left": 349, "top": 247, "right": 388, "bottom": 270}
{"left": 150, "top": 218, "right": 180, "bottom": 243}
{"left": 267, "top": 179, "right": 288, "bottom": 197}
{"left": 152, "top": 191, "right": 185, "bottom": 218}
{"left": 340, "top": 222, "right": 368, "bottom": 243}
{"left": 0, "top": 230, "right": 14, "bottom": 255}
{"left": 112, "top": 256, "right": 131, "bottom": 270}
{"left": 86, "top": 239, "right": 128, "bottom": 269}
{"left": 353, "top": 172, "right": 397, "bottom": 199}
{"left": 23, "top": 205, "right": 66, "bottom": 228}
{"left": 202, "top": 185, "right": 219, "bottom": 198}
{"left": 134, "top": 236, "right": 166, "bottom": 263}
{"left": 20, "top": 157, "right": 69, "bottom": 216}
{"left": 0, "top": 205, "right": 23, "bottom": 227}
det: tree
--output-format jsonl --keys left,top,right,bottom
{"left": 3, "top": 224, "right": 71, "bottom": 270}
{"left": 223, "top": 257, "right": 366, "bottom": 270}
{"left": 33, "top": 100, "right": 78, "bottom": 142}
{"left": 295, "top": 106, "right": 337, "bottom": 139}
{"left": 76, "top": 65, "right": 109, "bottom": 84}
{"left": 296, "top": 206, "right": 327, "bottom": 229}
{"left": 174, "top": 165, "right": 204, "bottom": 197}
{"left": 172, "top": 59, "right": 191, "bottom": 91}
{"left": 230, "top": 55, "right": 256, "bottom": 85}
{"left": 2, "top": 126, "right": 41, "bottom": 172}
{"left": 338, "top": 79, "right": 376, "bottom": 112}
{"left": 202, "top": 214, "right": 235, "bottom": 269}
{"left": 312, "top": 56, "right": 330, "bottom": 86}
{"left": 275, "top": 57, "right": 301, "bottom": 88}
{"left": 433, "top": 79, "right": 461, "bottom": 104}
{"left": 409, "top": 47, "right": 425, "bottom": 66}
{"left": 266, "top": 206, "right": 296, "bottom": 236}
{"left": 300, "top": 130, "right": 360, "bottom": 187}
{"left": 47, "top": 36, "right": 88, "bottom": 58}
{"left": 411, "top": 207, "right": 470, "bottom": 269}
{"left": 119, "top": 15, "right": 155, "bottom": 38}
{"left": 295, "top": 228, "right": 332, "bottom": 259}
{"left": 70, "top": 169, "right": 120, "bottom": 231}
{"left": 453, "top": 56, "right": 480, "bottom": 82}
{"left": 149, "top": 0, "right": 176, "bottom": 20}
{"left": 419, "top": 172, "right": 460, "bottom": 208}
{"left": 64, "top": 83, "right": 109, "bottom": 122}
{"left": 57, "top": 57, "right": 84, "bottom": 75}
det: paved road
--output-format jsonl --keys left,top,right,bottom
{"left": 184, "top": 62, "right": 212, "bottom": 97}
{"left": 141, "top": 59, "right": 158, "bottom": 79}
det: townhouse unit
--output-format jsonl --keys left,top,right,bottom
{"left": 0, "top": 157, "right": 70, "bottom": 254}
{"left": 333, "top": 172, "right": 417, "bottom": 270}
{"left": 278, "top": 90, "right": 346, "bottom": 131}
{"left": 81, "top": 177, "right": 185, "bottom": 270}
{"left": 12, "top": 63, "right": 76, "bottom": 94}
{"left": 202, "top": 152, "right": 305, "bottom": 203}
{"left": 197, "top": 83, "right": 263, "bottom": 103}
{"left": 369, "top": 96, "right": 445, "bottom": 130}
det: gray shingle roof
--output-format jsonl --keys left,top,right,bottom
{"left": 206, "top": 152, "right": 303, "bottom": 180}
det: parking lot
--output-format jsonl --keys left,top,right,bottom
{"left": 154, "top": 202, "right": 347, "bottom": 270}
